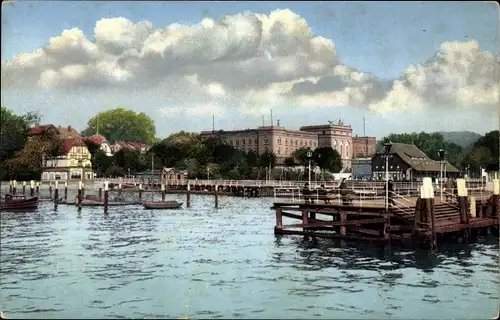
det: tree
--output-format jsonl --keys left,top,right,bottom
{"left": 291, "top": 148, "right": 311, "bottom": 166}
{"left": 284, "top": 157, "right": 295, "bottom": 167}
{"left": 314, "top": 147, "right": 342, "bottom": 173}
{"left": 1, "top": 107, "right": 41, "bottom": 162}
{"left": 258, "top": 150, "right": 277, "bottom": 169}
{"left": 81, "top": 108, "right": 157, "bottom": 144}
{"left": 92, "top": 150, "right": 112, "bottom": 176}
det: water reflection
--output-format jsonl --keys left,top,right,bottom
{"left": 0, "top": 198, "right": 498, "bottom": 320}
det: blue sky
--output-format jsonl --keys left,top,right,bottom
{"left": 2, "top": 1, "right": 498, "bottom": 138}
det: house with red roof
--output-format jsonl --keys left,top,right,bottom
{"left": 83, "top": 134, "right": 113, "bottom": 157}
{"left": 27, "top": 124, "right": 95, "bottom": 181}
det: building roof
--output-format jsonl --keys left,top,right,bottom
{"left": 59, "top": 138, "right": 87, "bottom": 155}
{"left": 84, "top": 135, "right": 108, "bottom": 145}
{"left": 27, "top": 124, "right": 57, "bottom": 136}
{"left": 383, "top": 143, "right": 460, "bottom": 173}
{"left": 56, "top": 125, "right": 81, "bottom": 140}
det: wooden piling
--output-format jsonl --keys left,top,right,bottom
{"left": 22, "top": 181, "right": 26, "bottom": 194}
{"left": 30, "top": 180, "right": 35, "bottom": 196}
{"left": 98, "top": 187, "right": 103, "bottom": 201}
{"left": 275, "top": 208, "right": 283, "bottom": 231}
{"left": 64, "top": 181, "right": 68, "bottom": 202}
{"left": 54, "top": 181, "right": 59, "bottom": 210}
{"left": 138, "top": 184, "right": 143, "bottom": 201}
{"left": 9, "top": 180, "right": 13, "bottom": 194}
{"left": 77, "top": 181, "right": 83, "bottom": 212}
{"left": 81, "top": 182, "right": 85, "bottom": 198}
{"left": 49, "top": 182, "right": 53, "bottom": 199}
{"left": 214, "top": 185, "right": 219, "bottom": 209}
{"left": 35, "top": 181, "right": 40, "bottom": 195}
{"left": 12, "top": 180, "right": 17, "bottom": 195}
{"left": 186, "top": 183, "right": 191, "bottom": 208}
{"left": 118, "top": 183, "right": 122, "bottom": 198}
{"left": 104, "top": 181, "right": 109, "bottom": 215}
{"left": 339, "top": 212, "right": 347, "bottom": 236}
{"left": 430, "top": 197, "right": 436, "bottom": 249}
{"left": 457, "top": 179, "right": 469, "bottom": 224}
{"left": 161, "top": 184, "right": 165, "bottom": 202}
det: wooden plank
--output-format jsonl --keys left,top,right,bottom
{"left": 283, "top": 217, "right": 386, "bottom": 228}
{"left": 347, "top": 226, "right": 381, "bottom": 236}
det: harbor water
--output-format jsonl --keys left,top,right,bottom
{"left": 0, "top": 195, "right": 498, "bottom": 319}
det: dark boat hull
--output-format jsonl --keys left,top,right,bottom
{"left": 142, "top": 201, "right": 183, "bottom": 209}
{"left": 0, "top": 196, "right": 39, "bottom": 212}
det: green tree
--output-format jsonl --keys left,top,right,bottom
{"left": 81, "top": 108, "right": 157, "bottom": 144}
{"left": 291, "top": 147, "right": 312, "bottom": 166}
{"left": 1, "top": 107, "right": 41, "bottom": 162}
{"left": 284, "top": 156, "right": 295, "bottom": 167}
{"left": 258, "top": 150, "right": 277, "bottom": 169}
{"left": 92, "top": 149, "right": 112, "bottom": 176}
{"left": 313, "top": 147, "right": 342, "bottom": 173}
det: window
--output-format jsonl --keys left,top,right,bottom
{"left": 242, "top": 139, "right": 246, "bottom": 145}
{"left": 254, "top": 138, "right": 258, "bottom": 144}
{"left": 248, "top": 139, "right": 252, "bottom": 145}
{"left": 277, "top": 148, "right": 281, "bottom": 155}
{"left": 236, "top": 140, "right": 240, "bottom": 146}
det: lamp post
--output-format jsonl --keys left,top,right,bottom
{"left": 438, "top": 149, "right": 445, "bottom": 202}
{"left": 307, "top": 148, "right": 313, "bottom": 187}
{"left": 383, "top": 142, "right": 392, "bottom": 212}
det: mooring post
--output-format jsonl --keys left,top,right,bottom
{"left": 421, "top": 177, "right": 435, "bottom": 248}
{"left": 98, "top": 187, "right": 103, "bottom": 201}
{"left": 138, "top": 184, "right": 143, "bottom": 201}
{"left": 30, "top": 180, "right": 35, "bottom": 197}
{"left": 104, "top": 181, "right": 109, "bottom": 215}
{"left": 118, "top": 182, "right": 122, "bottom": 198}
{"left": 49, "top": 182, "right": 53, "bottom": 199}
{"left": 275, "top": 207, "right": 283, "bottom": 231}
{"left": 12, "top": 180, "right": 17, "bottom": 195}
{"left": 35, "top": 181, "right": 40, "bottom": 195}
{"left": 456, "top": 178, "right": 469, "bottom": 223}
{"left": 214, "top": 185, "right": 219, "bottom": 209}
{"left": 22, "top": 181, "right": 26, "bottom": 195}
{"left": 161, "top": 184, "right": 165, "bottom": 202}
{"left": 64, "top": 181, "right": 68, "bottom": 203}
{"left": 54, "top": 181, "right": 59, "bottom": 210}
{"left": 77, "top": 181, "right": 83, "bottom": 212}
{"left": 81, "top": 182, "right": 85, "bottom": 198}
{"left": 186, "top": 183, "right": 191, "bottom": 208}
{"left": 8, "top": 180, "right": 12, "bottom": 194}
{"left": 340, "top": 212, "right": 347, "bottom": 236}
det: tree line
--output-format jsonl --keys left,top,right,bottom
{"left": 0, "top": 107, "right": 342, "bottom": 180}
{"left": 1, "top": 106, "right": 497, "bottom": 180}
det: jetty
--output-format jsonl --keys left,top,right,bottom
{"left": 271, "top": 177, "right": 499, "bottom": 249}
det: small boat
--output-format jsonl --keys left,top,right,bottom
{"left": 142, "top": 201, "right": 183, "bottom": 210}
{"left": 0, "top": 194, "right": 39, "bottom": 212}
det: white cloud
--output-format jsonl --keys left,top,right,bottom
{"left": 2, "top": 9, "right": 498, "bottom": 120}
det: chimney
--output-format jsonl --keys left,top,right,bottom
{"left": 277, "top": 119, "right": 280, "bottom": 127}
{"left": 68, "top": 125, "right": 71, "bottom": 130}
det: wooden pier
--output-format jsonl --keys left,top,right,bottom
{"left": 272, "top": 178, "right": 499, "bottom": 249}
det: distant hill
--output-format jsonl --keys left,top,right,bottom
{"left": 438, "top": 131, "right": 482, "bottom": 149}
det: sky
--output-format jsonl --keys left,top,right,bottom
{"left": 2, "top": 1, "right": 499, "bottom": 139}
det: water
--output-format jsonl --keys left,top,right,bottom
{"left": 0, "top": 195, "right": 498, "bottom": 319}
